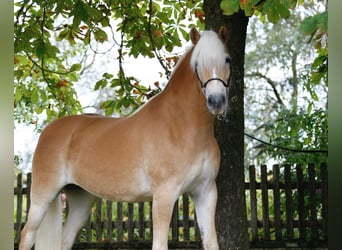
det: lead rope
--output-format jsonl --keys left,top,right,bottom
{"left": 217, "top": 115, "right": 328, "bottom": 154}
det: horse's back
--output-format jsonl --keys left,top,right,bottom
{"left": 32, "top": 114, "right": 117, "bottom": 172}
{"left": 32, "top": 114, "right": 153, "bottom": 201}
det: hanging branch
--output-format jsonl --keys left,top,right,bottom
{"left": 147, "top": 0, "right": 171, "bottom": 79}
{"left": 246, "top": 71, "right": 285, "bottom": 106}
{"left": 116, "top": 8, "right": 161, "bottom": 100}
{"left": 39, "top": 2, "right": 57, "bottom": 100}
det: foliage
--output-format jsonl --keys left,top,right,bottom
{"left": 14, "top": 0, "right": 204, "bottom": 125}
{"left": 14, "top": 0, "right": 83, "bottom": 125}
{"left": 236, "top": 0, "right": 328, "bottom": 165}
{"left": 263, "top": 108, "right": 328, "bottom": 165}
{"left": 300, "top": 10, "right": 328, "bottom": 87}
{"left": 220, "top": 0, "right": 297, "bottom": 23}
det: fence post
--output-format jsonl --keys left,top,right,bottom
{"left": 272, "top": 164, "right": 282, "bottom": 240}
{"left": 128, "top": 203, "right": 134, "bottom": 241}
{"left": 261, "top": 164, "right": 270, "bottom": 240}
{"left": 138, "top": 202, "right": 145, "bottom": 239}
{"left": 26, "top": 173, "right": 32, "bottom": 215}
{"left": 321, "top": 163, "right": 328, "bottom": 240}
{"left": 308, "top": 163, "right": 318, "bottom": 240}
{"left": 248, "top": 165, "right": 258, "bottom": 241}
{"left": 285, "top": 164, "right": 294, "bottom": 240}
{"left": 95, "top": 199, "right": 102, "bottom": 242}
{"left": 106, "top": 200, "right": 113, "bottom": 242}
{"left": 182, "top": 194, "right": 190, "bottom": 240}
{"left": 15, "top": 173, "right": 23, "bottom": 243}
{"left": 171, "top": 199, "right": 179, "bottom": 241}
{"left": 117, "top": 202, "right": 123, "bottom": 241}
{"left": 296, "top": 164, "right": 305, "bottom": 240}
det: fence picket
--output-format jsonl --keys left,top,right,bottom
{"left": 182, "top": 194, "right": 190, "bottom": 240}
{"left": 285, "top": 164, "right": 294, "bottom": 240}
{"left": 106, "top": 200, "right": 113, "bottom": 242}
{"left": 321, "top": 163, "right": 328, "bottom": 240}
{"left": 261, "top": 164, "right": 270, "bottom": 240}
{"left": 138, "top": 202, "right": 145, "bottom": 239}
{"left": 296, "top": 164, "right": 305, "bottom": 240}
{"left": 171, "top": 199, "right": 179, "bottom": 241}
{"left": 248, "top": 165, "right": 258, "bottom": 241}
{"left": 117, "top": 202, "right": 123, "bottom": 241}
{"left": 128, "top": 203, "right": 134, "bottom": 241}
{"left": 15, "top": 173, "right": 23, "bottom": 243}
{"left": 26, "top": 173, "right": 31, "bottom": 214}
{"left": 272, "top": 164, "right": 281, "bottom": 240}
{"left": 308, "top": 163, "right": 318, "bottom": 240}
{"left": 95, "top": 199, "right": 102, "bottom": 242}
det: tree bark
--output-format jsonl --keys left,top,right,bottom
{"left": 203, "top": 1, "right": 250, "bottom": 249}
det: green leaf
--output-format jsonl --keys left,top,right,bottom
{"left": 35, "top": 40, "right": 46, "bottom": 58}
{"left": 240, "top": 0, "right": 260, "bottom": 16}
{"left": 94, "top": 79, "right": 107, "bottom": 90}
{"left": 317, "top": 12, "right": 328, "bottom": 32}
{"left": 93, "top": 28, "right": 108, "bottom": 43}
{"left": 102, "top": 100, "right": 116, "bottom": 116}
{"left": 179, "top": 27, "right": 189, "bottom": 41}
{"left": 103, "top": 73, "right": 114, "bottom": 79}
{"left": 220, "top": 0, "right": 240, "bottom": 16}
{"left": 84, "top": 30, "right": 91, "bottom": 45}
{"left": 39, "top": 89, "right": 47, "bottom": 102}
{"left": 278, "top": 5, "right": 290, "bottom": 19}
{"left": 70, "top": 63, "right": 82, "bottom": 72}
{"left": 300, "top": 16, "right": 318, "bottom": 34}
{"left": 300, "top": 12, "right": 328, "bottom": 34}
{"left": 311, "top": 72, "right": 325, "bottom": 86}
{"left": 110, "top": 78, "right": 122, "bottom": 88}
{"left": 307, "top": 102, "right": 313, "bottom": 114}
{"left": 14, "top": 88, "right": 22, "bottom": 102}
{"left": 35, "top": 105, "right": 45, "bottom": 114}
{"left": 31, "top": 88, "right": 39, "bottom": 104}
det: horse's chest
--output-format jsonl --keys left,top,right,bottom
{"left": 181, "top": 152, "right": 219, "bottom": 193}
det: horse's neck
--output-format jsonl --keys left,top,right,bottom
{"left": 157, "top": 49, "right": 214, "bottom": 130}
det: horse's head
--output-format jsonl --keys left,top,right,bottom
{"left": 190, "top": 26, "right": 231, "bottom": 116}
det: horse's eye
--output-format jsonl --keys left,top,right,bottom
{"left": 225, "top": 57, "right": 231, "bottom": 64}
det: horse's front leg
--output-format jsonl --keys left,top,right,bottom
{"left": 191, "top": 182, "right": 219, "bottom": 250}
{"left": 151, "top": 190, "right": 177, "bottom": 250}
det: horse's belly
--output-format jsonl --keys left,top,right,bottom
{"left": 69, "top": 165, "right": 153, "bottom": 202}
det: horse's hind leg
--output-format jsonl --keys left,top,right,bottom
{"left": 19, "top": 196, "right": 58, "bottom": 250}
{"left": 19, "top": 176, "right": 64, "bottom": 250}
{"left": 62, "top": 185, "right": 97, "bottom": 250}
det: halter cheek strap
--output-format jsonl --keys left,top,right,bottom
{"left": 194, "top": 62, "right": 231, "bottom": 90}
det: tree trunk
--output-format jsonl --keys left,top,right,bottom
{"left": 203, "top": 1, "right": 250, "bottom": 249}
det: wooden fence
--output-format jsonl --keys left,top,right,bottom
{"left": 14, "top": 163, "right": 328, "bottom": 249}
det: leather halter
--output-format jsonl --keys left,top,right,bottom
{"left": 194, "top": 58, "right": 232, "bottom": 90}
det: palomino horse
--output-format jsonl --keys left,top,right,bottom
{"left": 19, "top": 26, "right": 231, "bottom": 250}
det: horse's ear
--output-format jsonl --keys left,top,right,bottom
{"left": 218, "top": 26, "right": 229, "bottom": 43}
{"left": 190, "top": 27, "right": 201, "bottom": 45}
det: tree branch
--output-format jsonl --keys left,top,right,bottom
{"left": 148, "top": 0, "right": 171, "bottom": 79}
{"left": 246, "top": 71, "right": 285, "bottom": 106}
{"left": 39, "top": 3, "right": 59, "bottom": 102}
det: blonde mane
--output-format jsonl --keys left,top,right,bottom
{"left": 190, "top": 30, "right": 228, "bottom": 73}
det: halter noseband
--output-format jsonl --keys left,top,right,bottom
{"left": 194, "top": 60, "right": 232, "bottom": 90}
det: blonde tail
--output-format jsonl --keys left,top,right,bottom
{"left": 35, "top": 194, "right": 63, "bottom": 250}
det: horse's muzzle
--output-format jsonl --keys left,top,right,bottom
{"left": 207, "top": 94, "right": 227, "bottom": 115}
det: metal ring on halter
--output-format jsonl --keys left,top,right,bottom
{"left": 194, "top": 61, "right": 231, "bottom": 90}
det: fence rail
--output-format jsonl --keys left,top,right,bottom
{"left": 14, "top": 163, "right": 328, "bottom": 249}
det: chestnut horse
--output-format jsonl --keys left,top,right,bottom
{"left": 19, "top": 26, "right": 231, "bottom": 250}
